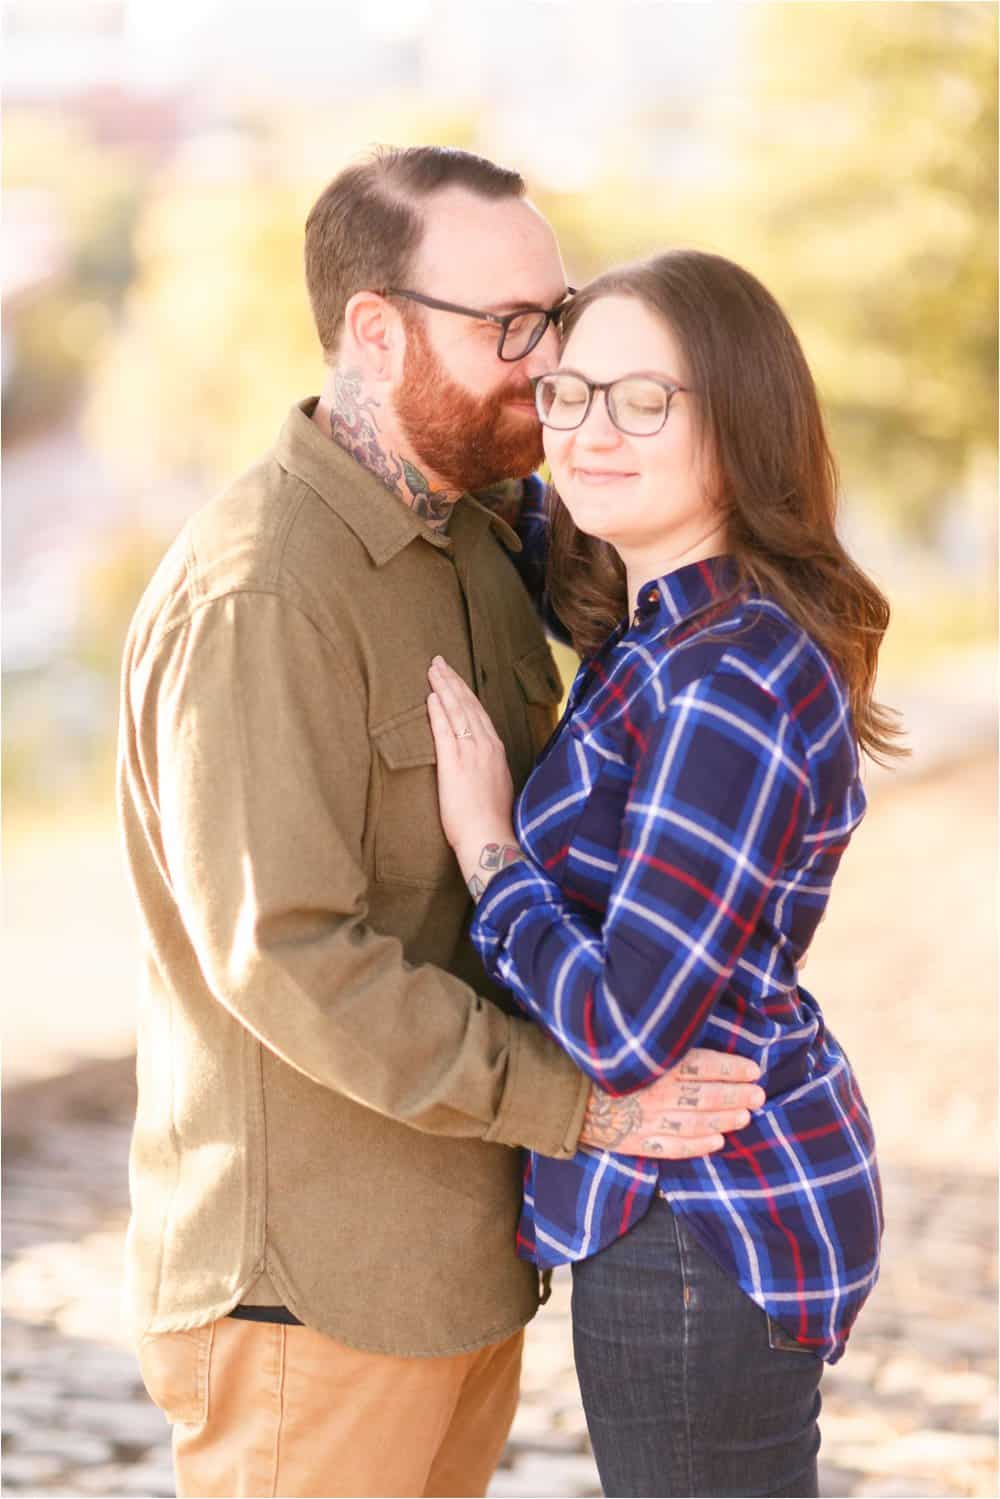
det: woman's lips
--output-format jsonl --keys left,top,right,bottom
{"left": 572, "top": 468, "right": 637, "bottom": 484}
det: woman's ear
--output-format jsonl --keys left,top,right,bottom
{"left": 341, "top": 291, "right": 404, "bottom": 383}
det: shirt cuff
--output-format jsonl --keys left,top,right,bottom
{"left": 483, "top": 1017, "right": 590, "bottom": 1159}
{"left": 470, "top": 859, "right": 558, "bottom": 976}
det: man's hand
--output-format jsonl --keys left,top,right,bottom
{"left": 579, "top": 1048, "right": 766, "bottom": 1158}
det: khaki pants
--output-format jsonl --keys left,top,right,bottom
{"left": 137, "top": 1316, "right": 524, "bottom": 1498}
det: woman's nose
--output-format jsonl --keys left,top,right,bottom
{"left": 575, "top": 391, "right": 620, "bottom": 446}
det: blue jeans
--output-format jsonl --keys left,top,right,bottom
{"left": 571, "top": 1197, "right": 823, "bottom": 1497}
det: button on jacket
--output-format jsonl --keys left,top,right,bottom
{"left": 118, "top": 400, "right": 590, "bottom": 1356}
{"left": 472, "top": 556, "right": 882, "bottom": 1363}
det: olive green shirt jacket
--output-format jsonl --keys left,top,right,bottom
{"left": 118, "top": 399, "right": 591, "bottom": 1356}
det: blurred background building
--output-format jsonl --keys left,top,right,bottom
{"left": 3, "top": 3, "right": 997, "bottom": 1496}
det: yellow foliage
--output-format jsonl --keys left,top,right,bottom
{"left": 80, "top": 12, "right": 996, "bottom": 534}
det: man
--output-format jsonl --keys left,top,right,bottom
{"left": 119, "top": 145, "right": 764, "bottom": 1498}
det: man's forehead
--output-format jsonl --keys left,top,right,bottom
{"left": 413, "top": 188, "right": 566, "bottom": 307}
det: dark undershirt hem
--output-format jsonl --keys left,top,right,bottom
{"left": 228, "top": 1304, "right": 304, "bottom": 1327}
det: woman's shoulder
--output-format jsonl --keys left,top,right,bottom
{"left": 663, "top": 592, "right": 854, "bottom": 752}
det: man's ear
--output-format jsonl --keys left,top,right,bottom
{"left": 341, "top": 291, "right": 404, "bottom": 382}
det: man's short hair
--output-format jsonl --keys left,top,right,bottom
{"left": 304, "top": 145, "right": 526, "bottom": 361}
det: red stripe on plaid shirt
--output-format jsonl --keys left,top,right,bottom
{"left": 586, "top": 660, "right": 648, "bottom": 752}
{"left": 663, "top": 781, "right": 805, "bottom": 1063}
{"left": 620, "top": 851, "right": 757, "bottom": 935}
{"left": 790, "top": 677, "right": 826, "bottom": 721}
{"left": 728, "top": 1132, "right": 811, "bottom": 1341}
{"left": 731, "top": 1095, "right": 867, "bottom": 1158}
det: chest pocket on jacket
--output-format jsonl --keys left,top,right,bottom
{"left": 372, "top": 704, "right": 455, "bottom": 889}
{"left": 514, "top": 644, "right": 564, "bottom": 757}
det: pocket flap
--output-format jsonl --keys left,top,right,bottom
{"left": 514, "top": 645, "right": 563, "bottom": 705}
{"left": 372, "top": 704, "right": 437, "bottom": 770}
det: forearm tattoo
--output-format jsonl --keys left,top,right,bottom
{"left": 467, "top": 842, "right": 522, "bottom": 903}
{"left": 581, "top": 1090, "right": 642, "bottom": 1149}
{"left": 329, "top": 370, "right": 459, "bottom": 532}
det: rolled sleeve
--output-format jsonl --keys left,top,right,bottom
{"left": 483, "top": 1016, "right": 590, "bottom": 1158}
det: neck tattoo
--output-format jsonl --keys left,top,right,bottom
{"left": 329, "top": 369, "right": 459, "bottom": 532}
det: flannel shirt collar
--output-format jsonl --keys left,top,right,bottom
{"left": 634, "top": 553, "right": 742, "bottom": 633}
{"left": 276, "top": 399, "right": 522, "bottom": 567}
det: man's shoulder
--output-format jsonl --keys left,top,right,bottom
{"left": 190, "top": 451, "right": 368, "bottom": 591}
{"left": 130, "top": 451, "right": 368, "bottom": 655}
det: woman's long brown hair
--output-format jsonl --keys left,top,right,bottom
{"left": 548, "top": 251, "right": 906, "bottom": 765}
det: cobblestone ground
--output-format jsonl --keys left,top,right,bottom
{"left": 3, "top": 751, "right": 997, "bottom": 1499}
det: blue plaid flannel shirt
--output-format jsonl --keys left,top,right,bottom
{"left": 473, "top": 490, "right": 882, "bottom": 1362}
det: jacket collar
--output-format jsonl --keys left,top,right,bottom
{"left": 275, "top": 399, "right": 522, "bottom": 567}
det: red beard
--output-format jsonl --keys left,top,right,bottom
{"left": 395, "top": 317, "right": 544, "bottom": 492}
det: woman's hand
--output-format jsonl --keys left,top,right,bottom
{"left": 427, "top": 657, "right": 520, "bottom": 896}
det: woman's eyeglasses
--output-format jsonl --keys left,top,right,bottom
{"left": 533, "top": 371, "right": 689, "bottom": 436}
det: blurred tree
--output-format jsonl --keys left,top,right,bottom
{"left": 3, "top": 111, "right": 143, "bottom": 437}
{"left": 76, "top": 528, "right": 176, "bottom": 681}
{"left": 84, "top": 103, "right": 483, "bottom": 489}
{"left": 84, "top": 174, "right": 320, "bottom": 486}
{"left": 725, "top": 1, "right": 997, "bottom": 535}
{"left": 86, "top": 13, "right": 995, "bottom": 541}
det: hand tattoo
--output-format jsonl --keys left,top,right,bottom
{"left": 581, "top": 1091, "right": 642, "bottom": 1150}
{"left": 467, "top": 843, "right": 522, "bottom": 903}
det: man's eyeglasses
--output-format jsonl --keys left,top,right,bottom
{"left": 532, "top": 371, "right": 689, "bottom": 436}
{"left": 382, "top": 288, "right": 575, "bottom": 362}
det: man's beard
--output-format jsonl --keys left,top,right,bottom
{"left": 394, "top": 318, "right": 544, "bottom": 492}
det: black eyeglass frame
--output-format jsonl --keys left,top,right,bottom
{"left": 382, "top": 287, "right": 576, "bottom": 361}
{"left": 531, "top": 370, "right": 691, "bottom": 436}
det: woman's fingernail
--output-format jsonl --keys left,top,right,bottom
{"left": 751, "top": 1087, "right": 766, "bottom": 1109}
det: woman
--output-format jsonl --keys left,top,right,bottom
{"left": 426, "top": 250, "right": 902, "bottom": 1498}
